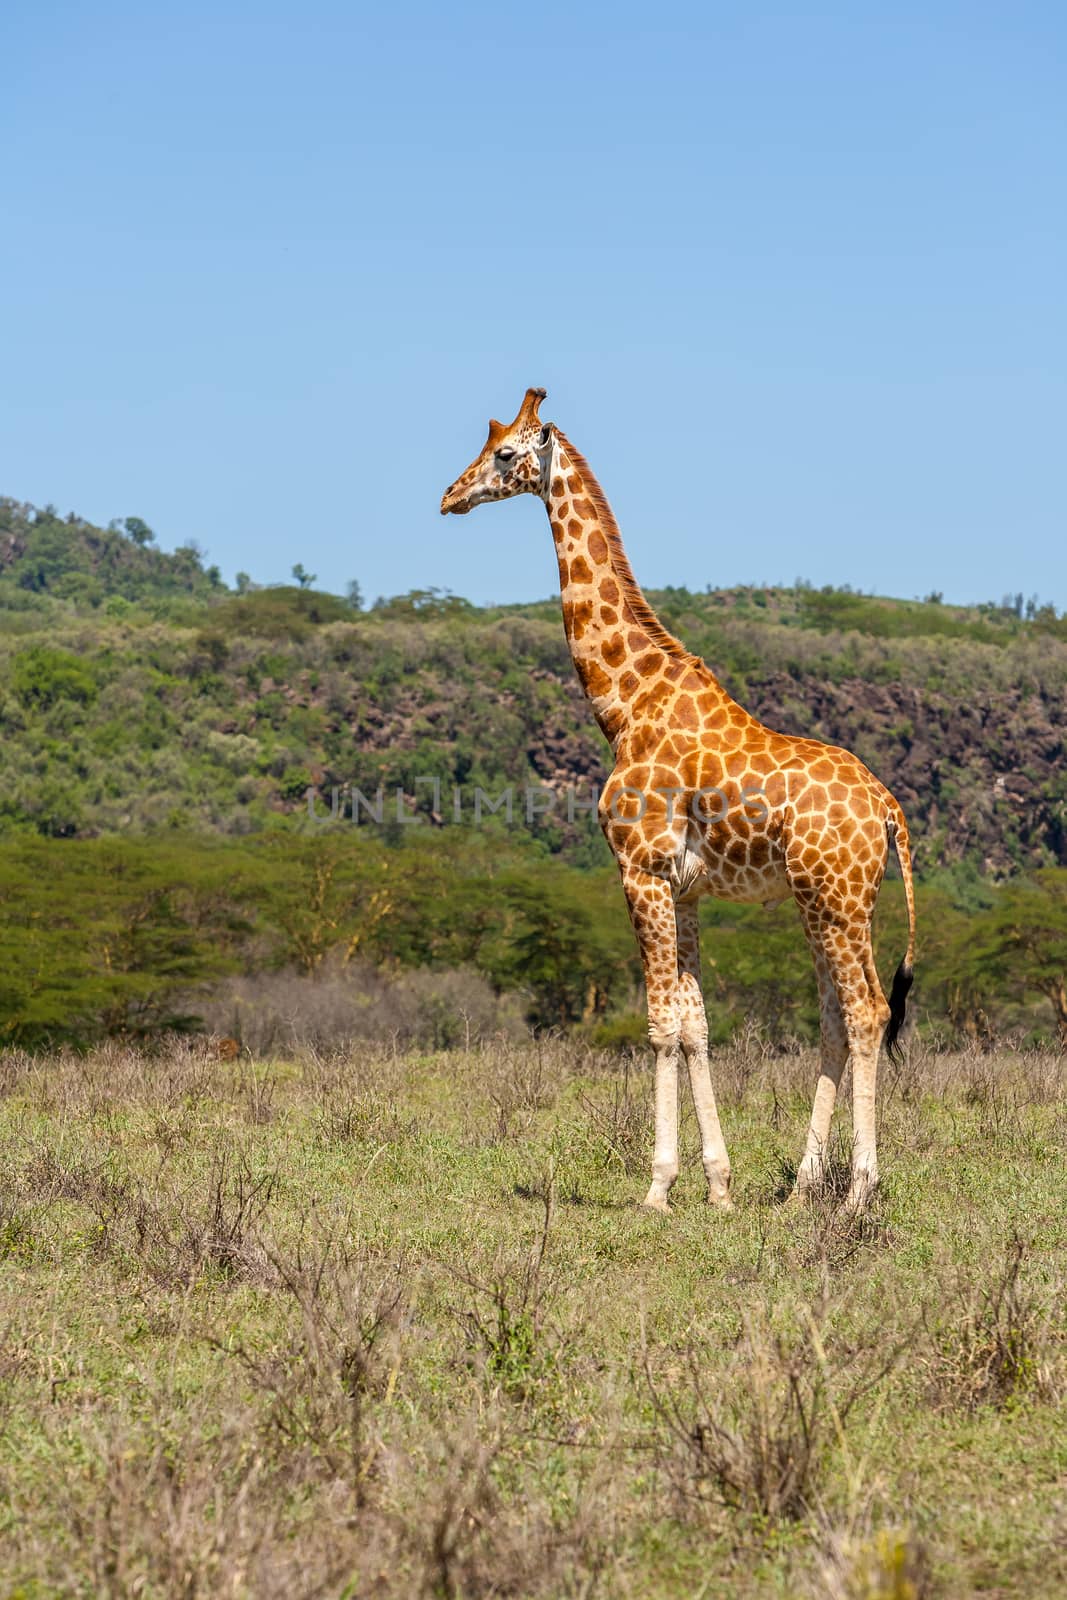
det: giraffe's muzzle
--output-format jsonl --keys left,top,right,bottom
{"left": 440, "top": 482, "right": 473, "bottom": 515}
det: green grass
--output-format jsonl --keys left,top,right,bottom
{"left": 0, "top": 1037, "right": 1064, "bottom": 1597}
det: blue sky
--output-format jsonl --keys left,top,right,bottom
{"left": 3, "top": 1, "right": 1065, "bottom": 608}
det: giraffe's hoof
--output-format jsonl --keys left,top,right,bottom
{"left": 843, "top": 1179, "right": 878, "bottom": 1214}
{"left": 788, "top": 1161, "right": 827, "bottom": 1206}
{"left": 641, "top": 1192, "right": 673, "bottom": 1215}
{"left": 705, "top": 1189, "right": 734, "bottom": 1212}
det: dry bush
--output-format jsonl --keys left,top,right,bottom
{"left": 410, "top": 1419, "right": 614, "bottom": 1600}
{"left": 716, "top": 1021, "right": 809, "bottom": 1102}
{"left": 923, "top": 1231, "right": 1065, "bottom": 1410}
{"left": 799, "top": 1204, "right": 895, "bottom": 1277}
{"left": 788, "top": 1131, "right": 895, "bottom": 1272}
{"left": 955, "top": 1057, "right": 1036, "bottom": 1149}
{"left": 226, "top": 1237, "right": 412, "bottom": 1503}
{"left": 316, "top": 1092, "right": 422, "bottom": 1149}
{"left": 0, "top": 1048, "right": 39, "bottom": 1101}
{"left": 712, "top": 1039, "right": 1066, "bottom": 1139}
{"left": 905, "top": 1041, "right": 1064, "bottom": 1107}
{"left": 0, "top": 1326, "right": 32, "bottom": 1440}
{"left": 176, "top": 1149, "right": 280, "bottom": 1281}
{"left": 39, "top": 1396, "right": 359, "bottom": 1598}
{"left": 22, "top": 1144, "right": 279, "bottom": 1286}
{"left": 44, "top": 1408, "right": 282, "bottom": 1600}
{"left": 239, "top": 1059, "right": 278, "bottom": 1124}
{"left": 523, "top": 1032, "right": 633, "bottom": 1086}
{"left": 297, "top": 1035, "right": 410, "bottom": 1098}
{"left": 684, "top": 1036, "right": 830, "bottom": 1128}
{"left": 450, "top": 1184, "right": 562, "bottom": 1402}
{"left": 445, "top": 1033, "right": 625, "bottom": 1147}
{"left": 481, "top": 1036, "right": 565, "bottom": 1141}
{"left": 0, "top": 1169, "right": 46, "bottom": 1263}
{"left": 16, "top": 1266, "right": 601, "bottom": 1598}
{"left": 644, "top": 1290, "right": 906, "bottom": 1524}
{"left": 307, "top": 1042, "right": 428, "bottom": 1149}
{"left": 575, "top": 1061, "right": 650, "bottom": 1175}
{"left": 0, "top": 1038, "right": 223, "bottom": 1118}
{"left": 201, "top": 958, "right": 525, "bottom": 1056}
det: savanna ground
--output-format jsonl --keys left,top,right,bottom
{"left": 0, "top": 1034, "right": 1064, "bottom": 1598}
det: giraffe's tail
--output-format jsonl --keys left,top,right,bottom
{"left": 884, "top": 799, "right": 916, "bottom": 1062}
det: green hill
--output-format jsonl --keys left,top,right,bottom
{"left": 0, "top": 497, "right": 224, "bottom": 615}
{"left": 0, "top": 501, "right": 1064, "bottom": 872}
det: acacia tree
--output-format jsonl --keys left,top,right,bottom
{"left": 255, "top": 838, "right": 393, "bottom": 975}
{"left": 963, "top": 870, "right": 1067, "bottom": 1043}
{"left": 496, "top": 871, "right": 636, "bottom": 1028}
{"left": 0, "top": 840, "right": 248, "bottom": 1045}
{"left": 124, "top": 516, "right": 155, "bottom": 546}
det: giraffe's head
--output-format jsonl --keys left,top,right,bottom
{"left": 440, "top": 387, "right": 553, "bottom": 516}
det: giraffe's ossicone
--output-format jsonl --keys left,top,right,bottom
{"left": 441, "top": 388, "right": 916, "bottom": 1214}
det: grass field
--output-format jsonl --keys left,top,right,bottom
{"left": 0, "top": 1036, "right": 1064, "bottom": 1598}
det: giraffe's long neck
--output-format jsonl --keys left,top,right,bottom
{"left": 542, "top": 432, "right": 733, "bottom": 749}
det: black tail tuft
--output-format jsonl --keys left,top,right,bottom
{"left": 885, "top": 959, "right": 914, "bottom": 1062}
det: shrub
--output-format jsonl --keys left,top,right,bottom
{"left": 923, "top": 1232, "right": 1065, "bottom": 1410}
{"left": 644, "top": 1294, "right": 905, "bottom": 1523}
{"left": 200, "top": 958, "right": 526, "bottom": 1056}
{"left": 11, "top": 646, "right": 98, "bottom": 709}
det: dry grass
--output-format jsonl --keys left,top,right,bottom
{"left": 0, "top": 1035, "right": 1064, "bottom": 1596}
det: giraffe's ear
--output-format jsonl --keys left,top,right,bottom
{"left": 486, "top": 418, "right": 507, "bottom": 447}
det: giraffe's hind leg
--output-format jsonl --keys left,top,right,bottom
{"left": 676, "top": 900, "right": 732, "bottom": 1209}
{"left": 622, "top": 868, "right": 682, "bottom": 1212}
{"left": 799, "top": 912, "right": 890, "bottom": 1211}
{"left": 848, "top": 940, "right": 892, "bottom": 1210}
{"left": 794, "top": 940, "right": 849, "bottom": 1198}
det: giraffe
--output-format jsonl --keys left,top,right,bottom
{"left": 441, "top": 388, "right": 916, "bottom": 1213}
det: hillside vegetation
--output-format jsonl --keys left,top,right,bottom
{"left": 1, "top": 498, "right": 1065, "bottom": 1047}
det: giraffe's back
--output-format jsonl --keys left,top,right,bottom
{"left": 615, "top": 719, "right": 899, "bottom": 909}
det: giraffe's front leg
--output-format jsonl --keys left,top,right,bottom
{"left": 676, "top": 900, "right": 732, "bottom": 1209}
{"left": 622, "top": 869, "right": 681, "bottom": 1212}
{"left": 646, "top": 1033, "right": 680, "bottom": 1212}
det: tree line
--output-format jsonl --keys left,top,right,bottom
{"left": 0, "top": 833, "right": 1063, "bottom": 1050}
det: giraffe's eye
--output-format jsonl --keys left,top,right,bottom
{"left": 496, "top": 448, "right": 516, "bottom": 463}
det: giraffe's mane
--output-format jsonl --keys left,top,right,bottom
{"left": 553, "top": 429, "right": 700, "bottom": 666}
